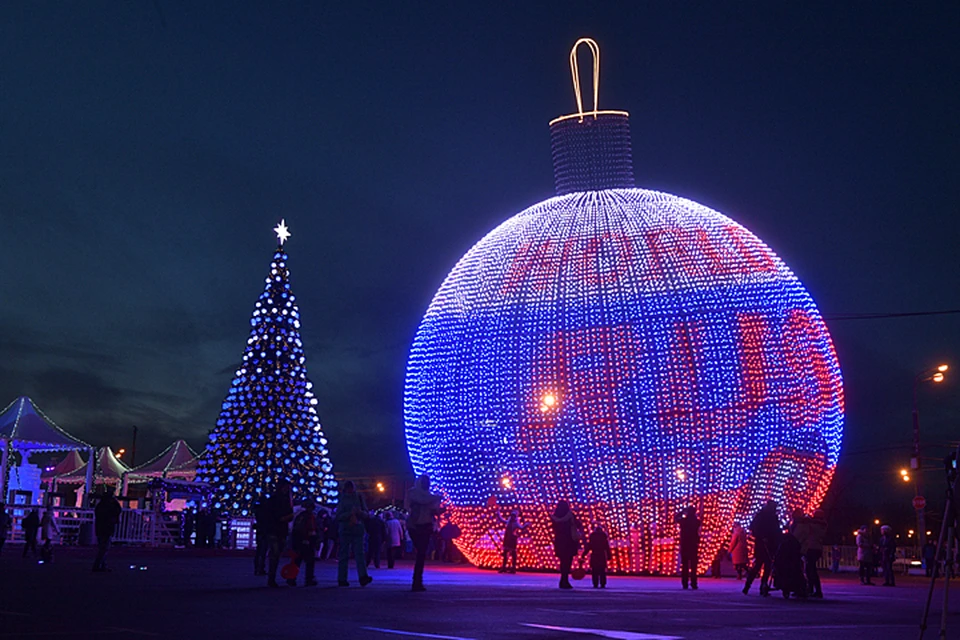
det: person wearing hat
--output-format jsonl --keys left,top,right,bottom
{"left": 264, "top": 479, "right": 294, "bottom": 588}
{"left": 728, "top": 524, "right": 749, "bottom": 580}
{"left": 289, "top": 497, "right": 319, "bottom": 586}
{"left": 856, "top": 525, "right": 875, "bottom": 585}
{"left": 878, "top": 524, "right": 897, "bottom": 586}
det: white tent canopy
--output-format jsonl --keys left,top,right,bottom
{"left": 42, "top": 449, "right": 87, "bottom": 480}
{"left": 126, "top": 439, "right": 199, "bottom": 482}
{"left": 55, "top": 446, "right": 129, "bottom": 486}
{"left": 0, "top": 396, "right": 95, "bottom": 502}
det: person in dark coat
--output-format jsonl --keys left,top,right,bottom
{"left": 550, "top": 500, "right": 580, "bottom": 589}
{"left": 581, "top": 523, "right": 612, "bottom": 588}
{"left": 264, "top": 479, "right": 294, "bottom": 588}
{"left": 794, "top": 508, "right": 827, "bottom": 597}
{"left": 21, "top": 508, "right": 40, "bottom": 558}
{"left": 93, "top": 491, "right": 122, "bottom": 572}
{"left": 773, "top": 530, "right": 807, "bottom": 599}
{"left": 499, "top": 510, "right": 527, "bottom": 573}
{"left": 252, "top": 499, "right": 268, "bottom": 576}
{"left": 743, "top": 500, "right": 781, "bottom": 596}
{"left": 879, "top": 525, "right": 897, "bottom": 586}
{"left": 289, "top": 497, "right": 320, "bottom": 587}
{"left": 923, "top": 540, "right": 937, "bottom": 577}
{"left": 365, "top": 512, "right": 385, "bottom": 569}
{"left": 182, "top": 508, "right": 195, "bottom": 547}
{"left": 404, "top": 474, "right": 443, "bottom": 592}
{"left": 676, "top": 506, "right": 701, "bottom": 589}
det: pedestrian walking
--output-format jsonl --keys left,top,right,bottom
{"left": 319, "top": 509, "right": 334, "bottom": 560}
{"left": 580, "top": 522, "right": 612, "bottom": 588}
{"left": 39, "top": 509, "right": 58, "bottom": 565}
{"left": 21, "top": 508, "right": 40, "bottom": 558}
{"left": 795, "top": 508, "right": 826, "bottom": 598}
{"left": 676, "top": 506, "right": 701, "bottom": 590}
{"left": 743, "top": 500, "right": 780, "bottom": 596}
{"left": 40, "top": 509, "right": 59, "bottom": 545}
{"left": 289, "top": 497, "right": 319, "bottom": 587}
{"left": 384, "top": 512, "right": 404, "bottom": 569}
{"left": 498, "top": 510, "right": 527, "bottom": 573}
{"left": 856, "top": 525, "right": 875, "bottom": 585}
{"left": 365, "top": 511, "right": 385, "bottom": 569}
{"left": 923, "top": 540, "right": 937, "bottom": 577}
{"left": 879, "top": 525, "right": 896, "bottom": 586}
{"left": 182, "top": 509, "right": 195, "bottom": 547}
{"left": 264, "top": 479, "right": 294, "bottom": 588}
{"left": 0, "top": 504, "right": 10, "bottom": 556}
{"left": 252, "top": 499, "right": 268, "bottom": 576}
{"left": 550, "top": 500, "right": 580, "bottom": 590}
{"left": 92, "top": 490, "right": 121, "bottom": 572}
{"left": 729, "top": 523, "right": 748, "bottom": 580}
{"left": 336, "top": 481, "right": 373, "bottom": 588}
{"left": 405, "top": 474, "right": 444, "bottom": 592}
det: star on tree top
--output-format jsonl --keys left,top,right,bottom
{"left": 274, "top": 219, "right": 291, "bottom": 245}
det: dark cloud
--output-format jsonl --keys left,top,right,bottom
{"left": 0, "top": 3, "right": 957, "bottom": 496}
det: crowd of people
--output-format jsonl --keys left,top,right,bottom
{"left": 2, "top": 483, "right": 949, "bottom": 597}
{"left": 251, "top": 474, "right": 446, "bottom": 591}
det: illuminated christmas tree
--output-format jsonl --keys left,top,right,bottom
{"left": 197, "top": 221, "right": 337, "bottom": 516}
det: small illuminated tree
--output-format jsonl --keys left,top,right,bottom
{"left": 196, "top": 221, "right": 337, "bottom": 515}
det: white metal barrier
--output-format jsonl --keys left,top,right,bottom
{"left": 2, "top": 507, "right": 184, "bottom": 547}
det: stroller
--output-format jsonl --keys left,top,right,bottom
{"left": 773, "top": 532, "right": 807, "bottom": 599}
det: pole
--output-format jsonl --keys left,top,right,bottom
{"left": 0, "top": 438, "right": 8, "bottom": 503}
{"left": 131, "top": 425, "right": 138, "bottom": 467}
{"left": 913, "top": 377, "right": 927, "bottom": 549}
{"left": 84, "top": 448, "right": 95, "bottom": 507}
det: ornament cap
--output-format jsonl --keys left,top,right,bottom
{"left": 549, "top": 38, "right": 635, "bottom": 195}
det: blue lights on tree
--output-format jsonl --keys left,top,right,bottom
{"left": 196, "top": 222, "right": 337, "bottom": 515}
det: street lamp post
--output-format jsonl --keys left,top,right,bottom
{"left": 912, "top": 364, "right": 948, "bottom": 549}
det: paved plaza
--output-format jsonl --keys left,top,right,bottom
{"left": 0, "top": 546, "right": 953, "bottom": 639}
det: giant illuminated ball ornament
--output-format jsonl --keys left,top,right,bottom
{"left": 405, "top": 39, "right": 843, "bottom": 574}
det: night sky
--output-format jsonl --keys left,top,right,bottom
{"left": 2, "top": 3, "right": 957, "bottom": 510}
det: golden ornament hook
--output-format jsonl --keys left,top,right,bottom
{"left": 569, "top": 38, "right": 600, "bottom": 122}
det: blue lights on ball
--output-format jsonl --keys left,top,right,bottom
{"left": 403, "top": 39, "right": 843, "bottom": 574}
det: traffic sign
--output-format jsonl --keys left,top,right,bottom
{"left": 913, "top": 496, "right": 926, "bottom": 510}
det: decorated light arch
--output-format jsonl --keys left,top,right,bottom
{"left": 404, "top": 39, "right": 843, "bottom": 574}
